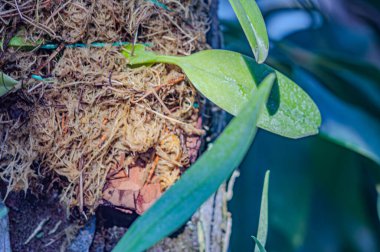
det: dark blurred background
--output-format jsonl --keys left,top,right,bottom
{"left": 218, "top": 0, "right": 380, "bottom": 251}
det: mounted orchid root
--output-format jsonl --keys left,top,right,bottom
{"left": 0, "top": 0, "right": 210, "bottom": 219}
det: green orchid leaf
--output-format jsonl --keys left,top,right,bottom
{"left": 252, "top": 236, "right": 267, "bottom": 252}
{"left": 113, "top": 74, "right": 275, "bottom": 252}
{"left": 229, "top": 0, "right": 269, "bottom": 63}
{"left": 0, "top": 36, "right": 44, "bottom": 50}
{"left": 255, "top": 170, "right": 270, "bottom": 252}
{"left": 0, "top": 72, "right": 19, "bottom": 97}
{"left": 122, "top": 45, "right": 321, "bottom": 139}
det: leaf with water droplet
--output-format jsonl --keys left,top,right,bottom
{"left": 122, "top": 45, "right": 321, "bottom": 138}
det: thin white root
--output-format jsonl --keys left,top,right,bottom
{"left": 24, "top": 217, "right": 50, "bottom": 245}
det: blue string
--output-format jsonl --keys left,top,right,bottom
{"left": 33, "top": 42, "right": 152, "bottom": 80}
{"left": 40, "top": 41, "right": 152, "bottom": 50}
{"left": 40, "top": 41, "right": 133, "bottom": 50}
{"left": 31, "top": 74, "right": 44, "bottom": 81}
{"left": 146, "top": 0, "right": 173, "bottom": 12}
{"left": 31, "top": 74, "right": 55, "bottom": 82}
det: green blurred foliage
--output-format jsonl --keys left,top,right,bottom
{"left": 219, "top": 0, "right": 380, "bottom": 251}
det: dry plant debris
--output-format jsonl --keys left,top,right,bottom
{"left": 0, "top": 0, "right": 210, "bottom": 218}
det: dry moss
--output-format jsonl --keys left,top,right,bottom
{"left": 0, "top": 0, "right": 209, "bottom": 215}
{"left": 0, "top": 111, "right": 38, "bottom": 199}
{"left": 1, "top": 0, "right": 210, "bottom": 54}
{"left": 32, "top": 47, "right": 202, "bottom": 212}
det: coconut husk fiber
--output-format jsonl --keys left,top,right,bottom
{"left": 0, "top": 0, "right": 211, "bottom": 218}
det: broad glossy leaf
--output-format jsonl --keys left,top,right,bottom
{"left": 255, "top": 170, "right": 269, "bottom": 252}
{"left": 252, "top": 236, "right": 267, "bottom": 252}
{"left": 229, "top": 0, "right": 269, "bottom": 63}
{"left": 123, "top": 45, "right": 321, "bottom": 139}
{"left": 113, "top": 74, "right": 275, "bottom": 252}
{"left": 0, "top": 72, "right": 19, "bottom": 97}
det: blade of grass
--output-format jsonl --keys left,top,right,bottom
{"left": 254, "top": 170, "right": 270, "bottom": 252}
{"left": 113, "top": 74, "right": 275, "bottom": 252}
{"left": 228, "top": 0, "right": 269, "bottom": 63}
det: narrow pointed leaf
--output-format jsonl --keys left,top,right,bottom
{"left": 252, "top": 236, "right": 267, "bottom": 252}
{"left": 0, "top": 72, "right": 19, "bottom": 97}
{"left": 255, "top": 170, "right": 270, "bottom": 252}
{"left": 113, "top": 74, "right": 275, "bottom": 252}
{"left": 123, "top": 45, "right": 321, "bottom": 138}
{"left": 229, "top": 0, "right": 269, "bottom": 63}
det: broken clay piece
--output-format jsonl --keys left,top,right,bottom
{"left": 102, "top": 166, "right": 162, "bottom": 215}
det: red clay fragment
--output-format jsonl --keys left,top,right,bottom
{"left": 102, "top": 166, "right": 161, "bottom": 215}
{"left": 103, "top": 188, "right": 136, "bottom": 210}
{"left": 136, "top": 182, "right": 162, "bottom": 215}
